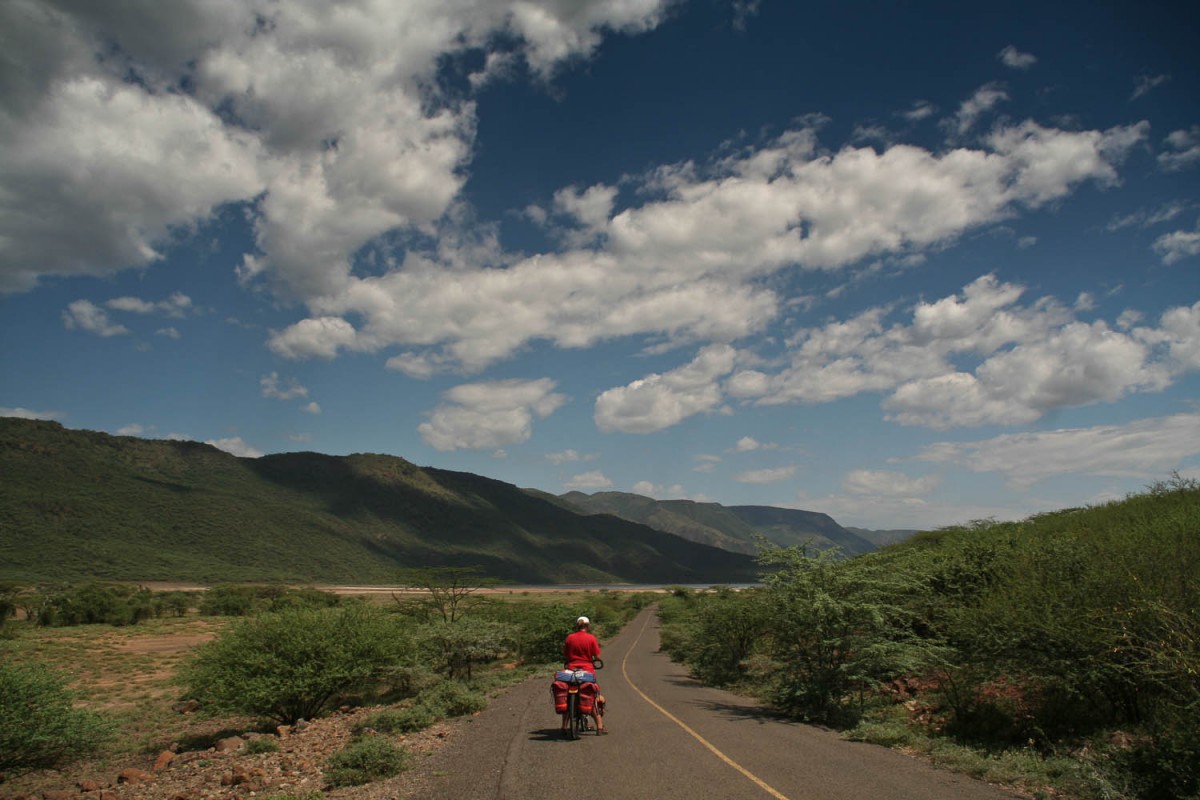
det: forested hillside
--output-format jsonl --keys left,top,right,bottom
{"left": 0, "top": 418, "right": 756, "bottom": 584}
{"left": 558, "top": 491, "right": 878, "bottom": 555}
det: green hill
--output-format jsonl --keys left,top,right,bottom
{"left": 559, "top": 491, "right": 878, "bottom": 556}
{"left": 0, "top": 418, "right": 756, "bottom": 584}
{"left": 846, "top": 526, "right": 920, "bottom": 547}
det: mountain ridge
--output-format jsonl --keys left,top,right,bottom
{"left": 558, "top": 491, "right": 879, "bottom": 556}
{"left": 0, "top": 418, "right": 757, "bottom": 585}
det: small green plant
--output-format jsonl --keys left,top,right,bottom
{"left": 244, "top": 736, "right": 281, "bottom": 754}
{"left": 325, "top": 735, "right": 409, "bottom": 787}
{"left": 417, "top": 680, "right": 488, "bottom": 717}
{"left": 0, "top": 660, "right": 116, "bottom": 771}
{"left": 353, "top": 708, "right": 412, "bottom": 735}
{"left": 356, "top": 704, "right": 446, "bottom": 735}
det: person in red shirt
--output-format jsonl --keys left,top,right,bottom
{"left": 562, "top": 616, "right": 607, "bottom": 734}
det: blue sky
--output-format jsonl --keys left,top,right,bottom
{"left": 2, "top": 0, "right": 1198, "bottom": 530}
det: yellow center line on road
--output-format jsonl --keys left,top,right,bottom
{"left": 621, "top": 612, "right": 792, "bottom": 800}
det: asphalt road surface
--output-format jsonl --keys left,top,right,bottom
{"left": 417, "top": 606, "right": 1019, "bottom": 800}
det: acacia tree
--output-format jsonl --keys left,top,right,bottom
{"left": 419, "top": 620, "right": 517, "bottom": 679}
{"left": 758, "top": 545, "right": 934, "bottom": 724}
{"left": 393, "top": 567, "right": 496, "bottom": 623}
{"left": 687, "top": 586, "right": 771, "bottom": 685}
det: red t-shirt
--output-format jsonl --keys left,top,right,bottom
{"left": 563, "top": 630, "right": 600, "bottom": 669}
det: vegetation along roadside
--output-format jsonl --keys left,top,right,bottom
{"left": 658, "top": 476, "right": 1199, "bottom": 800}
{"left": 0, "top": 575, "right": 653, "bottom": 799}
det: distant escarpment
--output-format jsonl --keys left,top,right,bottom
{"left": 0, "top": 418, "right": 756, "bottom": 585}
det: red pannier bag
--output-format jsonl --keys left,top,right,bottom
{"left": 576, "top": 682, "right": 597, "bottom": 713}
{"left": 551, "top": 680, "right": 569, "bottom": 713}
{"left": 550, "top": 680, "right": 598, "bottom": 713}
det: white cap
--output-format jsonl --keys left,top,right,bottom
{"left": 576, "top": 616, "right": 590, "bottom": 626}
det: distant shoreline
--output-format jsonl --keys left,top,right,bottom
{"left": 128, "top": 581, "right": 757, "bottom": 594}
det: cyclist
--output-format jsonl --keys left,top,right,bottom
{"left": 562, "top": 616, "right": 607, "bottom": 735}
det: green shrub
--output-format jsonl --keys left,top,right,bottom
{"left": 198, "top": 585, "right": 341, "bottom": 617}
{"left": 244, "top": 736, "right": 281, "bottom": 755}
{"left": 269, "top": 587, "right": 340, "bottom": 611}
{"left": 152, "top": 591, "right": 196, "bottom": 617}
{"left": 178, "top": 605, "right": 409, "bottom": 723}
{"left": 198, "top": 584, "right": 260, "bottom": 616}
{"left": 0, "top": 582, "right": 22, "bottom": 626}
{"left": 685, "top": 587, "right": 770, "bottom": 686}
{"left": 379, "top": 704, "right": 439, "bottom": 733}
{"left": 353, "top": 708, "right": 411, "bottom": 735}
{"left": 417, "top": 679, "right": 487, "bottom": 717}
{"left": 508, "top": 603, "right": 573, "bottom": 664}
{"left": 0, "top": 660, "right": 116, "bottom": 771}
{"left": 1119, "top": 700, "right": 1200, "bottom": 800}
{"left": 35, "top": 583, "right": 154, "bottom": 627}
{"left": 325, "top": 736, "right": 409, "bottom": 787}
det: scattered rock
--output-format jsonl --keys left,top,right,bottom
{"left": 7, "top": 703, "right": 463, "bottom": 800}
{"left": 219, "top": 769, "right": 250, "bottom": 786}
{"left": 170, "top": 699, "right": 201, "bottom": 714}
{"left": 214, "top": 736, "right": 245, "bottom": 752}
{"left": 116, "top": 768, "right": 152, "bottom": 785}
{"left": 276, "top": 724, "right": 291, "bottom": 739}
{"left": 171, "top": 751, "right": 207, "bottom": 766}
{"left": 42, "top": 790, "right": 74, "bottom": 800}
{"left": 152, "top": 751, "right": 175, "bottom": 772}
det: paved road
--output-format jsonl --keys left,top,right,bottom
{"left": 417, "top": 607, "right": 1019, "bottom": 800}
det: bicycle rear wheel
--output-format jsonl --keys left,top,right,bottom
{"left": 566, "top": 694, "right": 580, "bottom": 740}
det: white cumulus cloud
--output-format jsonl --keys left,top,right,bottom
{"left": 0, "top": 0, "right": 674, "bottom": 297}
{"left": 1153, "top": 225, "right": 1200, "bottom": 264}
{"left": 916, "top": 413, "right": 1200, "bottom": 489}
{"left": 594, "top": 344, "right": 736, "bottom": 433}
{"left": 729, "top": 274, "right": 1197, "bottom": 430}
{"left": 1, "top": 406, "right": 64, "bottom": 420}
{"left": 62, "top": 299, "right": 129, "bottom": 337}
{"left": 266, "top": 115, "right": 1146, "bottom": 374}
{"left": 107, "top": 292, "right": 192, "bottom": 317}
{"left": 734, "top": 465, "right": 796, "bottom": 484}
{"left": 842, "top": 469, "right": 941, "bottom": 496}
{"left": 997, "top": 46, "right": 1037, "bottom": 70}
{"left": 565, "top": 470, "right": 614, "bottom": 491}
{"left": 1158, "top": 127, "right": 1200, "bottom": 172}
{"left": 260, "top": 372, "right": 310, "bottom": 400}
{"left": 206, "top": 436, "right": 264, "bottom": 458}
{"left": 419, "top": 377, "right": 566, "bottom": 451}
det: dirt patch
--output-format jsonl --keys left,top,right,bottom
{"left": 118, "top": 634, "right": 215, "bottom": 654}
